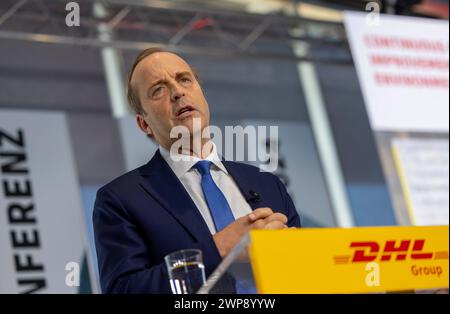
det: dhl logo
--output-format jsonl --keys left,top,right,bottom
{"left": 334, "top": 239, "right": 449, "bottom": 264}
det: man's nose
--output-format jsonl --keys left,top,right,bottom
{"left": 171, "top": 83, "right": 185, "bottom": 102}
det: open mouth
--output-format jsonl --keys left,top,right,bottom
{"left": 176, "top": 106, "right": 195, "bottom": 117}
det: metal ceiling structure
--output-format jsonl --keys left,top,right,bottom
{"left": 0, "top": 0, "right": 353, "bottom": 64}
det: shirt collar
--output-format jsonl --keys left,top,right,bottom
{"left": 159, "top": 142, "right": 228, "bottom": 178}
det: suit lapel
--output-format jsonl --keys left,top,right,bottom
{"left": 138, "top": 150, "right": 212, "bottom": 242}
{"left": 222, "top": 161, "right": 261, "bottom": 211}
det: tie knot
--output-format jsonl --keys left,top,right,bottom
{"left": 194, "top": 160, "right": 212, "bottom": 176}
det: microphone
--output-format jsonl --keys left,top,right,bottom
{"left": 246, "top": 190, "right": 261, "bottom": 203}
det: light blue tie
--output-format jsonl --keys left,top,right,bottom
{"left": 193, "top": 160, "right": 235, "bottom": 232}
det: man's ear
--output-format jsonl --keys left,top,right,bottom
{"left": 136, "top": 114, "right": 153, "bottom": 137}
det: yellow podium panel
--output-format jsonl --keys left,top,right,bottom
{"left": 249, "top": 226, "right": 449, "bottom": 293}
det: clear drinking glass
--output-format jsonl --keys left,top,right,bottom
{"left": 164, "top": 249, "right": 206, "bottom": 294}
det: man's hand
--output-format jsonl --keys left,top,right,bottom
{"left": 248, "top": 207, "right": 288, "bottom": 230}
{"left": 212, "top": 207, "right": 288, "bottom": 258}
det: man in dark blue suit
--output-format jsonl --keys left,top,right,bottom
{"left": 93, "top": 48, "right": 301, "bottom": 294}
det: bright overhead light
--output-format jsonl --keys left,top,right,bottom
{"left": 223, "top": 0, "right": 286, "bottom": 14}
{"left": 185, "top": 0, "right": 344, "bottom": 21}
{"left": 297, "top": 3, "right": 343, "bottom": 22}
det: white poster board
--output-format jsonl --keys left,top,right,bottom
{"left": 392, "top": 138, "right": 449, "bottom": 226}
{"left": 0, "top": 110, "right": 96, "bottom": 293}
{"left": 344, "top": 12, "right": 449, "bottom": 133}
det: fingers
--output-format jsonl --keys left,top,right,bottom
{"left": 250, "top": 219, "right": 266, "bottom": 230}
{"left": 263, "top": 213, "right": 288, "bottom": 225}
{"left": 247, "top": 207, "right": 273, "bottom": 222}
{"left": 250, "top": 215, "right": 288, "bottom": 230}
{"left": 263, "top": 220, "right": 286, "bottom": 230}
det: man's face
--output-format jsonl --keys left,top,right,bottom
{"left": 132, "top": 52, "right": 210, "bottom": 149}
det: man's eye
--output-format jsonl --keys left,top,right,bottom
{"left": 152, "top": 86, "right": 164, "bottom": 97}
{"left": 181, "top": 77, "right": 191, "bottom": 83}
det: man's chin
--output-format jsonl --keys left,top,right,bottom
{"left": 175, "top": 116, "right": 207, "bottom": 133}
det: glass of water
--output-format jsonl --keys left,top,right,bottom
{"left": 164, "top": 249, "right": 206, "bottom": 294}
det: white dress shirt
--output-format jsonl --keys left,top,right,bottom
{"left": 159, "top": 143, "right": 253, "bottom": 234}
